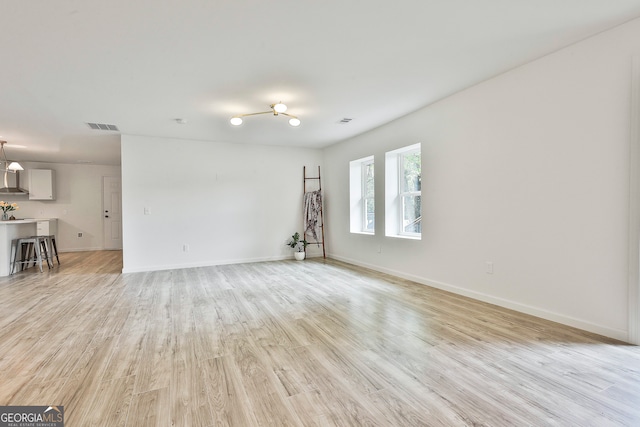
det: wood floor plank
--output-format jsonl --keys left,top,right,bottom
{"left": 53, "top": 334, "right": 117, "bottom": 426}
{"left": 127, "top": 387, "right": 171, "bottom": 427}
{"left": 132, "top": 321, "right": 172, "bottom": 394}
{"left": 0, "top": 374, "right": 35, "bottom": 404}
{"left": 1, "top": 252, "right": 639, "bottom": 426}
{"left": 102, "top": 330, "right": 146, "bottom": 381}
{"left": 227, "top": 336, "right": 303, "bottom": 426}
{"left": 288, "top": 345, "right": 389, "bottom": 426}
{"left": 77, "top": 375, "right": 135, "bottom": 426}
{"left": 170, "top": 355, "right": 214, "bottom": 427}
{"left": 285, "top": 392, "right": 327, "bottom": 427}
{"left": 200, "top": 356, "right": 258, "bottom": 427}
{"left": 32, "top": 333, "right": 98, "bottom": 382}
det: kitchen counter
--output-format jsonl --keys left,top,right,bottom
{"left": 0, "top": 219, "right": 57, "bottom": 276}
{"left": 0, "top": 219, "right": 49, "bottom": 224}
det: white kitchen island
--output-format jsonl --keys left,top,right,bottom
{"left": 0, "top": 219, "right": 57, "bottom": 276}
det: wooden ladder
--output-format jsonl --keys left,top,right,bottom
{"left": 303, "top": 166, "right": 326, "bottom": 258}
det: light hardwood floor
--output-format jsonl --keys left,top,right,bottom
{"left": 0, "top": 251, "right": 639, "bottom": 426}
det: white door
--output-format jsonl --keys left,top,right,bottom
{"left": 103, "top": 176, "right": 122, "bottom": 250}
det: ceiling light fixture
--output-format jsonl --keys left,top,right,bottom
{"left": 230, "top": 102, "right": 301, "bottom": 127}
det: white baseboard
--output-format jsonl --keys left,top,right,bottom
{"left": 121, "top": 255, "right": 292, "bottom": 274}
{"left": 58, "top": 247, "right": 105, "bottom": 253}
{"left": 329, "top": 253, "right": 628, "bottom": 342}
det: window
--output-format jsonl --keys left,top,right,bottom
{"left": 399, "top": 149, "right": 421, "bottom": 235}
{"left": 385, "top": 143, "right": 421, "bottom": 239}
{"left": 362, "top": 159, "right": 375, "bottom": 233}
{"left": 349, "top": 156, "right": 375, "bottom": 234}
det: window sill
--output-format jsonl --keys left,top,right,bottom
{"left": 386, "top": 234, "right": 421, "bottom": 241}
{"left": 351, "top": 231, "right": 375, "bottom": 236}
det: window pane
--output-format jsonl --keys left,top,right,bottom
{"left": 364, "top": 163, "right": 374, "bottom": 197}
{"left": 402, "top": 153, "right": 421, "bottom": 192}
{"left": 402, "top": 195, "right": 421, "bottom": 233}
{"left": 365, "top": 198, "right": 375, "bottom": 231}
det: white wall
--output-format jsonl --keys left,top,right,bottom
{"left": 6, "top": 162, "right": 121, "bottom": 251}
{"left": 324, "top": 17, "right": 640, "bottom": 341}
{"left": 121, "top": 135, "right": 323, "bottom": 273}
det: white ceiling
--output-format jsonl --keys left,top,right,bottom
{"left": 2, "top": 1, "right": 640, "bottom": 166}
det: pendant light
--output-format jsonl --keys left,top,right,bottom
{"left": 0, "top": 141, "right": 23, "bottom": 173}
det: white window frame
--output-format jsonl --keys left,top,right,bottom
{"left": 361, "top": 159, "right": 375, "bottom": 233}
{"left": 349, "top": 155, "right": 375, "bottom": 235}
{"left": 385, "top": 143, "right": 421, "bottom": 239}
{"left": 398, "top": 148, "right": 421, "bottom": 238}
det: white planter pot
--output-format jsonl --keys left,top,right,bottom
{"left": 294, "top": 251, "right": 306, "bottom": 261}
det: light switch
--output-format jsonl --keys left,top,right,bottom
{"left": 144, "top": 207, "right": 150, "bottom": 215}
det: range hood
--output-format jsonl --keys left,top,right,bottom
{"left": 0, "top": 170, "right": 28, "bottom": 195}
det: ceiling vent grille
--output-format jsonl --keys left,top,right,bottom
{"left": 86, "top": 122, "right": 119, "bottom": 131}
{"left": 338, "top": 118, "right": 353, "bottom": 124}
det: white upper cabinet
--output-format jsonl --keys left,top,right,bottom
{"left": 29, "top": 169, "right": 55, "bottom": 200}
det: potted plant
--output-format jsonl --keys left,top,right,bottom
{"left": 286, "top": 232, "right": 309, "bottom": 260}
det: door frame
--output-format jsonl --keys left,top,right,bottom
{"left": 628, "top": 56, "right": 640, "bottom": 345}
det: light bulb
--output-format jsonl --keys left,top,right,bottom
{"left": 289, "top": 118, "right": 301, "bottom": 127}
{"left": 230, "top": 117, "right": 243, "bottom": 126}
{"left": 273, "top": 103, "right": 287, "bottom": 113}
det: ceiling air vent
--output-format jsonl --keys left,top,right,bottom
{"left": 338, "top": 118, "right": 353, "bottom": 124}
{"left": 86, "top": 122, "right": 120, "bottom": 131}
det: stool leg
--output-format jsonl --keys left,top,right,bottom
{"left": 16, "top": 242, "right": 29, "bottom": 272}
{"left": 10, "top": 241, "right": 17, "bottom": 275}
{"left": 21, "top": 243, "right": 30, "bottom": 271}
{"left": 52, "top": 238, "right": 60, "bottom": 265}
{"left": 34, "top": 242, "right": 43, "bottom": 273}
{"left": 28, "top": 243, "right": 36, "bottom": 269}
{"left": 42, "top": 240, "right": 51, "bottom": 268}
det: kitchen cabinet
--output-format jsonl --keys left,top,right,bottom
{"left": 36, "top": 219, "right": 57, "bottom": 236}
{"left": 29, "top": 169, "right": 55, "bottom": 200}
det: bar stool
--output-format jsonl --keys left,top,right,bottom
{"left": 10, "top": 237, "right": 46, "bottom": 274}
{"left": 31, "top": 234, "right": 60, "bottom": 267}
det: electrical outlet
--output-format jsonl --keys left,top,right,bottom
{"left": 144, "top": 207, "right": 150, "bottom": 215}
{"left": 183, "top": 244, "right": 189, "bottom": 252}
{"left": 78, "top": 232, "right": 83, "bottom": 238}
{"left": 486, "top": 261, "right": 494, "bottom": 274}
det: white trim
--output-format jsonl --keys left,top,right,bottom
{"left": 121, "top": 254, "right": 294, "bottom": 274}
{"left": 351, "top": 231, "right": 375, "bottom": 236}
{"left": 330, "top": 253, "right": 628, "bottom": 342}
{"left": 386, "top": 234, "right": 421, "bottom": 241}
{"left": 59, "top": 247, "right": 105, "bottom": 252}
{"left": 349, "top": 155, "right": 375, "bottom": 234}
{"left": 361, "top": 158, "right": 375, "bottom": 233}
{"left": 385, "top": 143, "right": 422, "bottom": 238}
{"left": 629, "top": 55, "right": 640, "bottom": 345}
